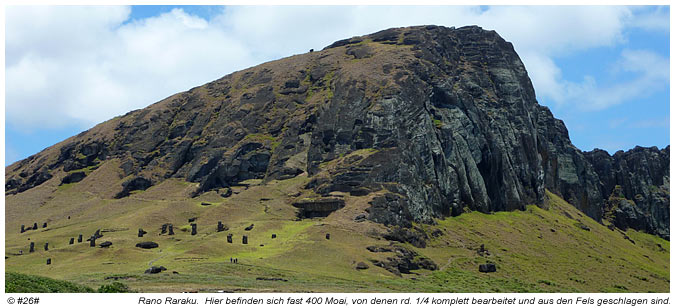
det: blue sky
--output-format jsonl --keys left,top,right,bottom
{"left": 4, "top": 6, "right": 670, "bottom": 165}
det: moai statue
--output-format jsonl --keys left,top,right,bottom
{"left": 29, "top": 242, "right": 35, "bottom": 253}
{"left": 69, "top": 238, "right": 74, "bottom": 245}
{"left": 161, "top": 224, "right": 168, "bottom": 234}
{"left": 227, "top": 234, "right": 233, "bottom": 243}
{"left": 271, "top": 234, "right": 277, "bottom": 239}
{"left": 90, "top": 237, "right": 96, "bottom": 247}
{"left": 94, "top": 229, "right": 101, "bottom": 239}
{"left": 217, "top": 221, "right": 225, "bottom": 232}
{"left": 242, "top": 235, "right": 248, "bottom": 244}
{"left": 191, "top": 224, "right": 197, "bottom": 236}
{"left": 19, "top": 250, "right": 23, "bottom": 255}
{"left": 138, "top": 228, "right": 145, "bottom": 237}
{"left": 33, "top": 223, "right": 38, "bottom": 230}
{"left": 46, "top": 258, "right": 51, "bottom": 265}
{"left": 43, "top": 222, "right": 47, "bottom": 228}
{"left": 21, "top": 225, "right": 25, "bottom": 233}
{"left": 326, "top": 233, "right": 330, "bottom": 240}
{"left": 78, "top": 234, "right": 83, "bottom": 243}
{"left": 168, "top": 224, "right": 174, "bottom": 235}
{"left": 44, "top": 242, "right": 49, "bottom": 251}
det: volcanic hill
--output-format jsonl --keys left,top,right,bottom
{"left": 5, "top": 25, "right": 669, "bottom": 292}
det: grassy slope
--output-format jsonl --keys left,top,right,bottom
{"left": 6, "top": 272, "right": 94, "bottom": 293}
{"left": 5, "top": 161, "right": 669, "bottom": 292}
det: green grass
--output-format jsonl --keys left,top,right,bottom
{"left": 6, "top": 272, "right": 95, "bottom": 293}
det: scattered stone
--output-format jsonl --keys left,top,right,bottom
{"left": 78, "top": 234, "right": 83, "bottom": 243}
{"left": 383, "top": 226, "right": 428, "bottom": 248}
{"left": 354, "top": 214, "right": 367, "bottom": 222}
{"left": 47, "top": 258, "right": 51, "bottom": 265}
{"left": 29, "top": 242, "right": 35, "bottom": 253}
{"left": 217, "top": 221, "right": 227, "bottom": 232}
{"left": 325, "top": 233, "right": 330, "bottom": 240}
{"left": 255, "top": 277, "right": 288, "bottom": 282}
{"left": 138, "top": 228, "right": 147, "bottom": 237}
{"left": 191, "top": 224, "right": 197, "bottom": 235}
{"left": 144, "top": 266, "right": 167, "bottom": 274}
{"left": 431, "top": 229, "right": 444, "bottom": 237}
{"left": 366, "top": 246, "right": 392, "bottom": 253}
{"left": 99, "top": 241, "right": 113, "bottom": 248}
{"left": 370, "top": 246, "right": 437, "bottom": 276}
{"left": 69, "top": 238, "right": 74, "bottom": 245}
{"left": 271, "top": 234, "right": 277, "bottom": 239}
{"left": 244, "top": 224, "right": 254, "bottom": 231}
{"left": 168, "top": 224, "right": 175, "bottom": 235}
{"left": 220, "top": 187, "right": 232, "bottom": 198}
{"left": 477, "top": 244, "right": 490, "bottom": 256}
{"left": 479, "top": 263, "right": 497, "bottom": 273}
{"left": 242, "top": 235, "right": 248, "bottom": 244}
{"left": 136, "top": 242, "right": 159, "bottom": 249}
{"left": 227, "top": 234, "right": 233, "bottom": 243}
{"left": 576, "top": 223, "right": 591, "bottom": 231}
{"left": 355, "top": 262, "right": 369, "bottom": 270}
{"left": 550, "top": 228, "right": 556, "bottom": 232}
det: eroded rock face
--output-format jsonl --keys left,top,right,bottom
{"left": 584, "top": 146, "right": 670, "bottom": 239}
{"left": 292, "top": 197, "right": 345, "bottom": 218}
{"left": 4, "top": 25, "right": 669, "bottom": 238}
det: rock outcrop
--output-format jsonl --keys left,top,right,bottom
{"left": 4, "top": 25, "right": 669, "bottom": 239}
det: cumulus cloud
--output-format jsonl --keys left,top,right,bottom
{"left": 4, "top": 5, "right": 669, "bottom": 133}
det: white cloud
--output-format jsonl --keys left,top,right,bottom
{"left": 5, "top": 5, "right": 669, "bottom": 133}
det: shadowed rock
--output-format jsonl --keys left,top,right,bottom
{"left": 144, "top": 266, "right": 167, "bottom": 274}
{"left": 61, "top": 171, "right": 86, "bottom": 185}
{"left": 244, "top": 224, "right": 254, "bottom": 231}
{"left": 99, "top": 241, "right": 113, "bottom": 248}
{"left": 479, "top": 263, "right": 497, "bottom": 273}
{"left": 355, "top": 262, "right": 369, "bottom": 270}
{"left": 136, "top": 242, "right": 159, "bottom": 249}
{"left": 271, "top": 234, "right": 276, "bottom": 239}
{"left": 293, "top": 198, "right": 345, "bottom": 218}
{"left": 138, "top": 228, "right": 147, "bottom": 237}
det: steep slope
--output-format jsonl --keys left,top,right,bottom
{"left": 6, "top": 25, "right": 668, "bottom": 240}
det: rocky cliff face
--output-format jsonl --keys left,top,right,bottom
{"left": 5, "top": 25, "right": 669, "bottom": 239}
{"left": 584, "top": 146, "right": 669, "bottom": 239}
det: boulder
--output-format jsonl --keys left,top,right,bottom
{"left": 136, "top": 242, "right": 159, "bottom": 249}
{"left": 479, "top": 263, "right": 497, "bottom": 273}
{"left": 355, "top": 262, "right": 369, "bottom": 270}
{"left": 293, "top": 197, "right": 345, "bottom": 218}
{"left": 144, "top": 266, "right": 167, "bottom": 274}
{"left": 99, "top": 241, "right": 113, "bottom": 248}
